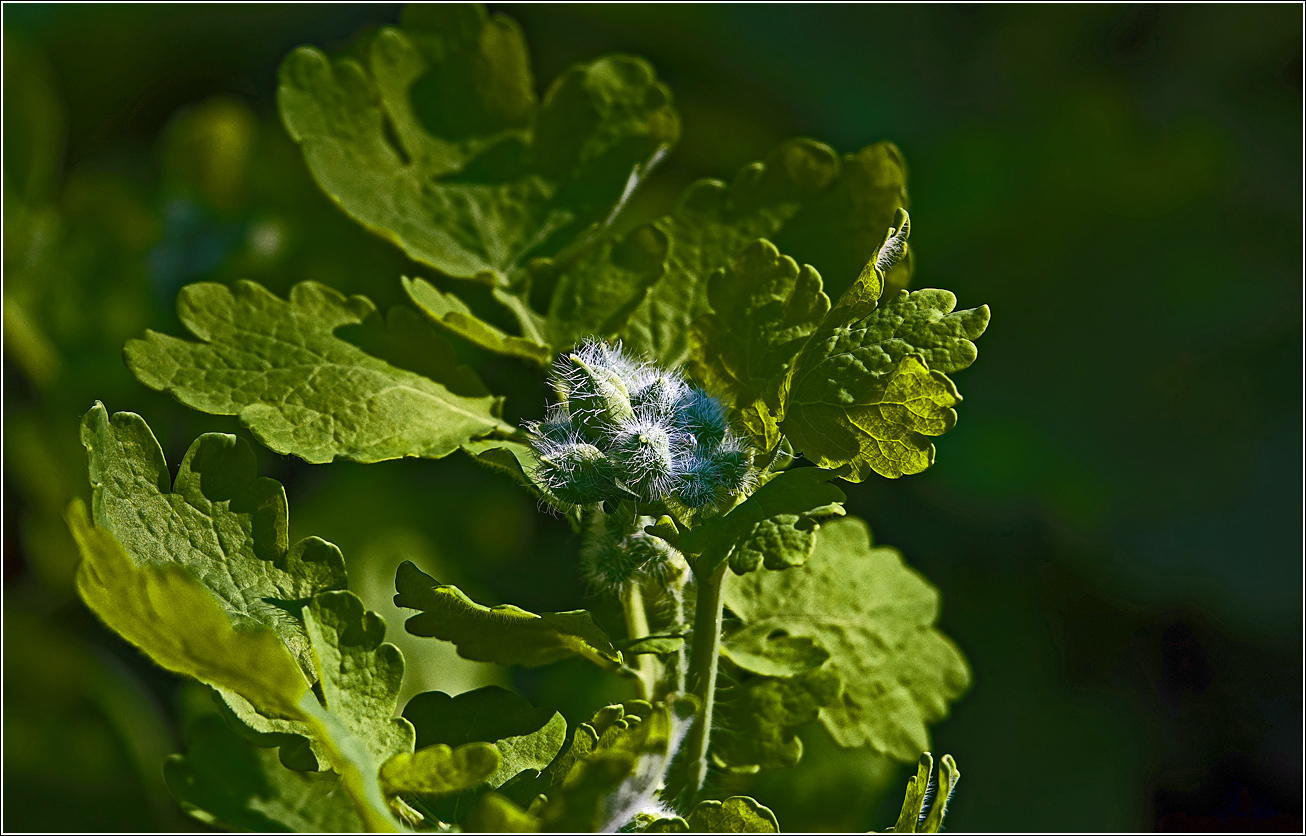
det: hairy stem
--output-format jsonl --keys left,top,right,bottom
{"left": 621, "top": 581, "right": 657, "bottom": 701}
{"left": 684, "top": 560, "right": 728, "bottom": 796}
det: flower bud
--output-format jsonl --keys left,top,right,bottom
{"left": 537, "top": 441, "right": 618, "bottom": 506}
{"left": 630, "top": 371, "right": 689, "bottom": 419}
{"left": 674, "top": 389, "right": 728, "bottom": 449}
{"left": 609, "top": 416, "right": 682, "bottom": 502}
{"left": 563, "top": 353, "right": 635, "bottom": 441}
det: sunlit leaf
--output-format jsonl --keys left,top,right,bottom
{"left": 125, "top": 280, "right": 513, "bottom": 464}
{"left": 539, "top": 697, "right": 695, "bottom": 833}
{"left": 723, "top": 517, "right": 970, "bottom": 761}
{"left": 403, "top": 276, "right": 552, "bottom": 365}
{"left": 77, "top": 402, "right": 345, "bottom": 676}
{"left": 722, "top": 630, "right": 829, "bottom": 678}
{"left": 779, "top": 212, "right": 989, "bottom": 480}
{"left": 643, "top": 796, "right": 780, "bottom": 833}
{"left": 404, "top": 686, "right": 568, "bottom": 790}
{"left": 67, "top": 500, "right": 309, "bottom": 719}
{"left": 378, "top": 742, "right": 501, "bottom": 797}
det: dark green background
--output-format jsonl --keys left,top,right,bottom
{"left": 4, "top": 4, "right": 1301, "bottom": 832}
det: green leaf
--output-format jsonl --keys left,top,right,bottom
{"left": 394, "top": 560, "right": 623, "bottom": 671}
{"left": 464, "top": 793, "right": 542, "bottom": 833}
{"left": 610, "top": 139, "right": 910, "bottom": 367}
{"left": 772, "top": 142, "right": 914, "bottom": 304}
{"left": 891, "top": 753, "right": 933, "bottom": 832}
{"left": 125, "top": 280, "right": 513, "bottom": 464}
{"left": 461, "top": 437, "right": 538, "bottom": 490}
{"left": 920, "top": 754, "right": 960, "bottom": 833}
{"left": 304, "top": 591, "right": 416, "bottom": 768}
{"left": 537, "top": 222, "right": 669, "bottom": 350}
{"left": 715, "top": 668, "right": 842, "bottom": 771}
{"left": 782, "top": 354, "right": 962, "bottom": 481}
{"left": 722, "top": 630, "right": 829, "bottom": 678}
{"left": 687, "top": 797, "right": 780, "bottom": 833}
{"left": 403, "top": 276, "right": 552, "bottom": 365}
{"left": 722, "top": 517, "right": 970, "bottom": 761}
{"left": 618, "top": 138, "right": 840, "bottom": 365}
{"left": 676, "top": 467, "right": 846, "bottom": 575}
{"left": 211, "top": 687, "right": 324, "bottom": 772}
{"left": 779, "top": 212, "right": 990, "bottom": 481}
{"left": 73, "top": 406, "right": 405, "bottom": 830}
{"left": 616, "top": 635, "right": 686, "bottom": 656}
{"left": 78, "top": 403, "right": 347, "bottom": 674}
{"left": 278, "top": 5, "right": 677, "bottom": 284}
{"left": 67, "top": 500, "right": 309, "bottom": 719}
{"left": 404, "top": 686, "right": 568, "bottom": 790}
{"left": 165, "top": 713, "right": 364, "bottom": 832}
{"left": 539, "top": 697, "right": 696, "bottom": 833}
{"left": 688, "top": 238, "right": 830, "bottom": 450}
{"left": 378, "top": 742, "right": 502, "bottom": 796}
{"left": 645, "top": 796, "right": 780, "bottom": 833}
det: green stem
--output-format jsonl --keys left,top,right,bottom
{"left": 684, "top": 560, "right": 728, "bottom": 796}
{"left": 492, "top": 286, "right": 546, "bottom": 347}
{"left": 621, "top": 581, "right": 657, "bottom": 701}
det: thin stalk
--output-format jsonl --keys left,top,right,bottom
{"left": 684, "top": 560, "right": 728, "bottom": 796}
{"left": 621, "top": 581, "right": 657, "bottom": 701}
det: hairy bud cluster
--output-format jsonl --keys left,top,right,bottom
{"left": 527, "top": 340, "right": 754, "bottom": 510}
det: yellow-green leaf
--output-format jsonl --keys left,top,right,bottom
{"left": 68, "top": 500, "right": 309, "bottom": 719}
{"left": 723, "top": 517, "right": 970, "bottom": 761}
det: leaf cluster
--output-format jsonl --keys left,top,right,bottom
{"left": 63, "top": 3, "right": 991, "bottom": 832}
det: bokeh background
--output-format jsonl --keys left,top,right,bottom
{"left": 4, "top": 4, "right": 1301, "bottom": 832}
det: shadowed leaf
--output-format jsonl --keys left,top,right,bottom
{"left": 394, "top": 561, "right": 622, "bottom": 671}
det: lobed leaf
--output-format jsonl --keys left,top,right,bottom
{"left": 165, "top": 713, "right": 363, "bottom": 832}
{"left": 538, "top": 697, "right": 696, "bottom": 833}
{"left": 643, "top": 796, "right": 780, "bottom": 833}
{"left": 676, "top": 467, "right": 846, "bottom": 575}
{"left": 404, "top": 686, "right": 568, "bottom": 791}
{"left": 394, "top": 560, "right": 622, "bottom": 671}
{"left": 778, "top": 212, "right": 990, "bottom": 481}
{"left": 304, "top": 591, "right": 416, "bottom": 768}
{"left": 403, "top": 275, "right": 552, "bottom": 365}
{"left": 77, "top": 401, "right": 343, "bottom": 680}
{"left": 67, "top": 500, "right": 309, "bottom": 720}
{"left": 378, "top": 742, "right": 502, "bottom": 796}
{"left": 722, "top": 517, "right": 970, "bottom": 761}
{"left": 125, "top": 280, "right": 512, "bottom": 464}
{"left": 72, "top": 405, "right": 407, "bottom": 830}
{"left": 688, "top": 238, "right": 830, "bottom": 451}
{"left": 278, "top": 4, "right": 676, "bottom": 285}
{"left": 617, "top": 139, "right": 909, "bottom": 366}
{"left": 714, "top": 668, "right": 843, "bottom": 771}
{"left": 722, "top": 630, "right": 829, "bottom": 678}
{"left": 782, "top": 354, "right": 962, "bottom": 480}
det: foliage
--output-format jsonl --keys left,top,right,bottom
{"left": 54, "top": 3, "right": 990, "bottom": 831}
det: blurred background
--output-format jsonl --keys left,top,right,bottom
{"left": 3, "top": 4, "right": 1301, "bottom": 831}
